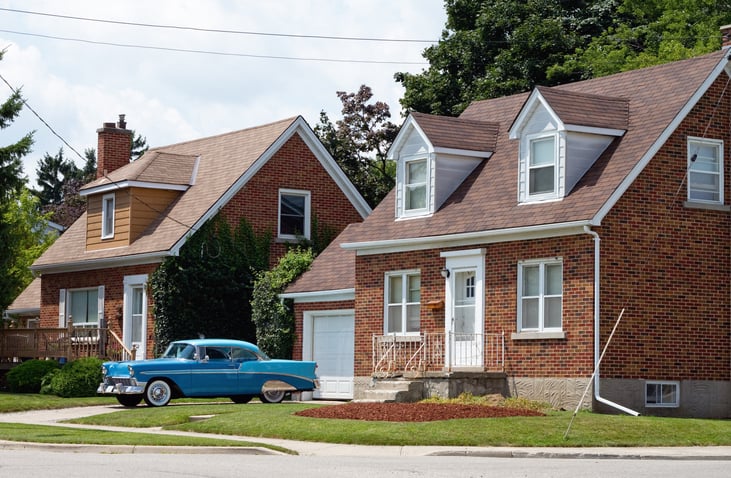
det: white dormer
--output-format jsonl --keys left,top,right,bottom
{"left": 389, "top": 112, "right": 498, "bottom": 219}
{"left": 509, "top": 87, "right": 628, "bottom": 204}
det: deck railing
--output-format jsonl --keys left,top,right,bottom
{"left": 0, "top": 324, "right": 131, "bottom": 363}
{"left": 372, "top": 332, "right": 504, "bottom": 377}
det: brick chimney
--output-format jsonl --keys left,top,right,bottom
{"left": 96, "top": 114, "right": 133, "bottom": 179}
{"left": 722, "top": 25, "right": 731, "bottom": 48}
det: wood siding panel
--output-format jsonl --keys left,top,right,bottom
{"left": 85, "top": 190, "right": 132, "bottom": 250}
{"left": 129, "top": 187, "right": 180, "bottom": 242}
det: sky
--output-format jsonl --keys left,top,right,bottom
{"left": 0, "top": 1, "right": 447, "bottom": 186}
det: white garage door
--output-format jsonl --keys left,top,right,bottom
{"left": 312, "top": 313, "right": 354, "bottom": 400}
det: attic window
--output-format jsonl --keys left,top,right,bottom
{"left": 527, "top": 134, "right": 558, "bottom": 199}
{"left": 405, "top": 158, "right": 428, "bottom": 211}
{"left": 278, "top": 189, "right": 311, "bottom": 240}
{"left": 101, "top": 193, "right": 115, "bottom": 239}
{"left": 688, "top": 137, "right": 723, "bottom": 204}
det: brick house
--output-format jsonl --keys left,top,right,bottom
{"left": 284, "top": 41, "right": 731, "bottom": 417}
{"left": 31, "top": 115, "right": 370, "bottom": 360}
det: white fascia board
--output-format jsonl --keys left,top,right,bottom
{"left": 564, "top": 124, "right": 626, "bottom": 137}
{"left": 30, "top": 251, "right": 167, "bottom": 274}
{"left": 294, "top": 118, "right": 372, "bottom": 218}
{"left": 342, "top": 220, "right": 591, "bottom": 255}
{"left": 433, "top": 147, "right": 493, "bottom": 158}
{"left": 80, "top": 181, "right": 189, "bottom": 197}
{"left": 279, "top": 288, "right": 355, "bottom": 303}
{"left": 593, "top": 53, "right": 731, "bottom": 224}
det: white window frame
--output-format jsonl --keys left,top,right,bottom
{"left": 526, "top": 133, "right": 559, "bottom": 201}
{"left": 64, "top": 286, "right": 104, "bottom": 327}
{"left": 384, "top": 270, "right": 421, "bottom": 335}
{"left": 101, "top": 193, "right": 115, "bottom": 239}
{"left": 400, "top": 155, "right": 430, "bottom": 217}
{"left": 645, "top": 381, "right": 679, "bottom": 408}
{"left": 517, "top": 258, "right": 563, "bottom": 333}
{"left": 687, "top": 137, "right": 723, "bottom": 204}
{"left": 278, "top": 188, "right": 311, "bottom": 240}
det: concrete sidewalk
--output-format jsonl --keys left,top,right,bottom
{"left": 1, "top": 404, "right": 731, "bottom": 459}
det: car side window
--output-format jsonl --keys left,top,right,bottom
{"left": 231, "top": 348, "right": 258, "bottom": 363}
{"left": 204, "top": 347, "right": 230, "bottom": 361}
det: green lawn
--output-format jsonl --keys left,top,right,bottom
{"left": 2, "top": 393, "right": 731, "bottom": 448}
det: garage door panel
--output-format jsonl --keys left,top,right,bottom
{"left": 312, "top": 314, "right": 354, "bottom": 400}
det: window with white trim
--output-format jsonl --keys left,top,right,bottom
{"left": 527, "top": 134, "right": 558, "bottom": 199}
{"left": 101, "top": 193, "right": 115, "bottom": 239}
{"left": 688, "top": 138, "right": 723, "bottom": 204}
{"left": 68, "top": 288, "right": 99, "bottom": 326}
{"left": 385, "top": 271, "right": 420, "bottom": 334}
{"left": 404, "top": 158, "right": 428, "bottom": 212}
{"left": 518, "top": 259, "right": 562, "bottom": 332}
{"left": 645, "top": 381, "right": 679, "bottom": 407}
{"left": 278, "top": 189, "right": 311, "bottom": 239}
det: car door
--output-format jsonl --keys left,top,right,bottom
{"left": 190, "top": 346, "right": 239, "bottom": 396}
{"left": 232, "top": 347, "right": 260, "bottom": 394}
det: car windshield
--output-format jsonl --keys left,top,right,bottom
{"left": 161, "top": 343, "right": 196, "bottom": 359}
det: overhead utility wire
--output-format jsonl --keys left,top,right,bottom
{"left": 0, "top": 29, "right": 428, "bottom": 65}
{"left": 0, "top": 7, "right": 438, "bottom": 43}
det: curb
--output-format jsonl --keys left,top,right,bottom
{"left": 0, "top": 439, "right": 282, "bottom": 455}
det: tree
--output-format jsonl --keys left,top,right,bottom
{"left": 150, "top": 216, "right": 270, "bottom": 352}
{"left": 548, "top": 0, "right": 731, "bottom": 80}
{"left": 315, "top": 85, "right": 398, "bottom": 207}
{"left": 251, "top": 248, "right": 313, "bottom": 358}
{"left": 0, "top": 48, "right": 34, "bottom": 312}
{"left": 34, "top": 148, "right": 80, "bottom": 206}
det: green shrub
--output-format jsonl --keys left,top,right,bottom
{"left": 6, "top": 359, "right": 61, "bottom": 393}
{"left": 42, "top": 357, "right": 103, "bottom": 397}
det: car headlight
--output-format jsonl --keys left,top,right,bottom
{"left": 101, "top": 365, "right": 107, "bottom": 377}
{"left": 127, "top": 365, "right": 135, "bottom": 377}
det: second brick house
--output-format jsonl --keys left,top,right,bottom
{"left": 285, "top": 40, "right": 731, "bottom": 417}
{"left": 31, "top": 115, "right": 370, "bottom": 360}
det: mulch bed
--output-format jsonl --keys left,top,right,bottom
{"left": 295, "top": 402, "right": 544, "bottom": 422}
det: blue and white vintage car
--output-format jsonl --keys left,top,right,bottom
{"left": 97, "top": 338, "right": 318, "bottom": 407}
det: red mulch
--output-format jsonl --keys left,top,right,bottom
{"left": 295, "top": 402, "right": 544, "bottom": 422}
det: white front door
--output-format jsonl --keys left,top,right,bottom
{"left": 442, "top": 250, "right": 485, "bottom": 370}
{"left": 304, "top": 311, "right": 354, "bottom": 399}
{"left": 123, "top": 275, "right": 148, "bottom": 360}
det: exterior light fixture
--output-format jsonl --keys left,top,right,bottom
{"left": 440, "top": 267, "right": 450, "bottom": 279}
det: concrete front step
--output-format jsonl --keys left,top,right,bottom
{"left": 357, "top": 379, "right": 424, "bottom": 403}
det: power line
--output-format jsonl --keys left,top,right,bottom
{"left": 0, "top": 29, "right": 428, "bottom": 65}
{"left": 0, "top": 7, "right": 439, "bottom": 44}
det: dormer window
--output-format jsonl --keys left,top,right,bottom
{"left": 101, "top": 193, "right": 115, "bottom": 239}
{"left": 528, "top": 134, "right": 558, "bottom": 198}
{"left": 405, "top": 157, "right": 428, "bottom": 212}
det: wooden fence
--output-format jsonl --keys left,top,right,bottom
{"left": 0, "top": 323, "right": 133, "bottom": 365}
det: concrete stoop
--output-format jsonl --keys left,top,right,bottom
{"left": 357, "top": 379, "right": 425, "bottom": 403}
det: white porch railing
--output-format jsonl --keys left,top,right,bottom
{"left": 372, "top": 332, "right": 504, "bottom": 377}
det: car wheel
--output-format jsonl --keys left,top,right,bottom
{"left": 230, "top": 395, "right": 253, "bottom": 404}
{"left": 144, "top": 379, "right": 172, "bottom": 407}
{"left": 260, "top": 389, "right": 286, "bottom": 404}
{"left": 116, "top": 394, "right": 143, "bottom": 407}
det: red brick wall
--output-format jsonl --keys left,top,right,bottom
{"left": 597, "top": 75, "right": 731, "bottom": 381}
{"left": 40, "top": 264, "right": 158, "bottom": 356}
{"left": 351, "top": 237, "right": 596, "bottom": 377}
{"left": 292, "top": 300, "right": 355, "bottom": 360}
{"left": 96, "top": 124, "right": 132, "bottom": 178}
{"left": 219, "top": 133, "right": 364, "bottom": 266}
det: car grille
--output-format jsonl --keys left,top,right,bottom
{"left": 104, "top": 377, "right": 133, "bottom": 387}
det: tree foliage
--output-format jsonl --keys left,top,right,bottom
{"left": 396, "top": 0, "right": 730, "bottom": 116}
{"left": 251, "top": 248, "right": 314, "bottom": 358}
{"left": 0, "top": 49, "right": 34, "bottom": 312}
{"left": 315, "top": 85, "right": 398, "bottom": 208}
{"left": 150, "top": 216, "right": 270, "bottom": 353}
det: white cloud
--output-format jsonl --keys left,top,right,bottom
{"left": 0, "top": 0, "right": 445, "bottom": 186}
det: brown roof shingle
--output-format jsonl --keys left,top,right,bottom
{"left": 411, "top": 112, "right": 499, "bottom": 153}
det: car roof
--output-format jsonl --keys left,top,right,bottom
{"left": 172, "top": 338, "right": 261, "bottom": 352}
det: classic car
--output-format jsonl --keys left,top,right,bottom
{"left": 97, "top": 338, "right": 318, "bottom": 407}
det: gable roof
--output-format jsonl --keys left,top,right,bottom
{"left": 340, "top": 49, "right": 730, "bottom": 254}
{"left": 5, "top": 277, "right": 41, "bottom": 315}
{"left": 81, "top": 152, "right": 199, "bottom": 193}
{"left": 32, "top": 116, "right": 370, "bottom": 273}
{"left": 409, "top": 112, "right": 499, "bottom": 154}
{"left": 526, "top": 86, "right": 629, "bottom": 132}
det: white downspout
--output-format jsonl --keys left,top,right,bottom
{"left": 584, "top": 226, "right": 640, "bottom": 416}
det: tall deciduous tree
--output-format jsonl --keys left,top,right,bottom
{"left": 0, "top": 49, "right": 34, "bottom": 312}
{"left": 315, "top": 85, "right": 398, "bottom": 208}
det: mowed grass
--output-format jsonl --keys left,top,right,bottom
{"left": 68, "top": 401, "right": 731, "bottom": 448}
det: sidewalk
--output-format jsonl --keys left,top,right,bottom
{"left": 1, "top": 404, "right": 731, "bottom": 459}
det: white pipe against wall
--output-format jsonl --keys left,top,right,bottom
{"left": 584, "top": 226, "right": 640, "bottom": 416}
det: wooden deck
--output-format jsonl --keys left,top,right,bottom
{"left": 0, "top": 324, "right": 131, "bottom": 367}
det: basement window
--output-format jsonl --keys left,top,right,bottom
{"left": 645, "top": 381, "right": 679, "bottom": 408}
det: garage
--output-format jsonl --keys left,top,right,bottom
{"left": 306, "top": 311, "right": 354, "bottom": 400}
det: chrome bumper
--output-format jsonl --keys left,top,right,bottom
{"left": 97, "top": 379, "right": 145, "bottom": 395}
